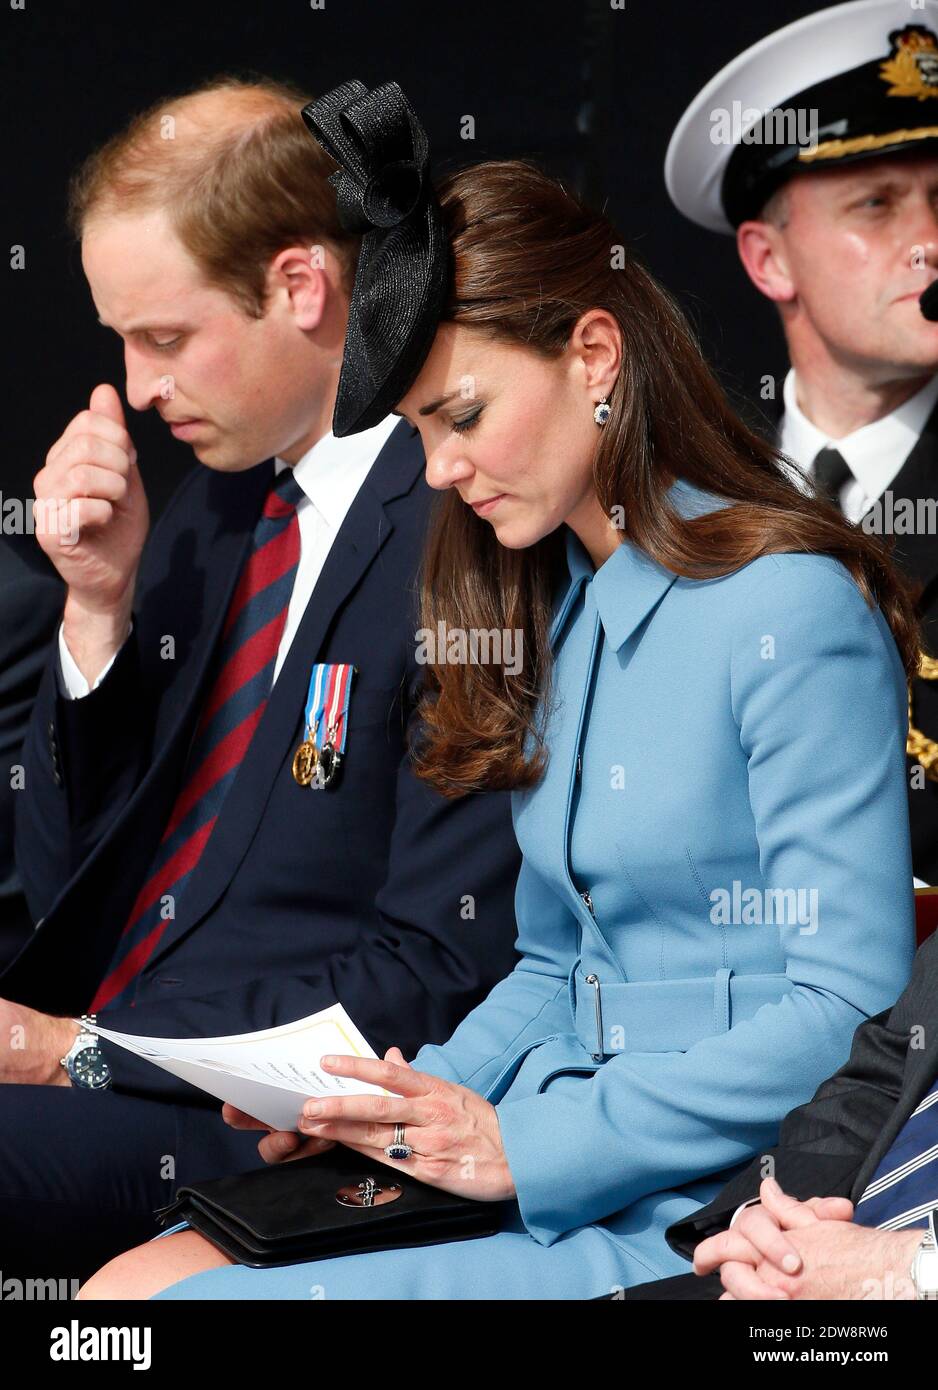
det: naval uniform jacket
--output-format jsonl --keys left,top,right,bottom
{"left": 866, "top": 398, "right": 938, "bottom": 882}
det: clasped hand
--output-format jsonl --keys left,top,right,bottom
{"left": 694, "top": 1176, "right": 920, "bottom": 1300}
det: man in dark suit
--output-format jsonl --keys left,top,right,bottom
{"left": 631, "top": 928, "right": 938, "bottom": 1300}
{"left": 0, "top": 77, "right": 520, "bottom": 1284}
{"left": 666, "top": 1, "right": 938, "bottom": 883}
{"left": 0, "top": 535, "right": 62, "bottom": 965}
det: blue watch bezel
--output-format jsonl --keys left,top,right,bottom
{"left": 66, "top": 1041, "right": 112, "bottom": 1090}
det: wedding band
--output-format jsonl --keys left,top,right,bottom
{"left": 384, "top": 1122, "right": 413, "bottom": 1161}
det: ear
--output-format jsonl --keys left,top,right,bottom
{"left": 569, "top": 308, "right": 622, "bottom": 399}
{"left": 267, "top": 244, "right": 330, "bottom": 330}
{"left": 736, "top": 219, "right": 796, "bottom": 304}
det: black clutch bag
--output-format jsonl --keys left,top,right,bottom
{"left": 155, "top": 1147, "right": 503, "bottom": 1268}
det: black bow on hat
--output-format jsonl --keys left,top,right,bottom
{"left": 301, "top": 80, "right": 451, "bottom": 437}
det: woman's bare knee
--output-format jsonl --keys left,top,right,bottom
{"left": 78, "top": 1231, "right": 234, "bottom": 1300}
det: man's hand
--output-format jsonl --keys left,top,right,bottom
{"left": 695, "top": 1176, "right": 921, "bottom": 1299}
{"left": 694, "top": 1176, "right": 855, "bottom": 1297}
{"left": 33, "top": 384, "right": 149, "bottom": 686}
{"left": 722, "top": 1219, "right": 923, "bottom": 1301}
{"left": 0, "top": 997, "right": 78, "bottom": 1086}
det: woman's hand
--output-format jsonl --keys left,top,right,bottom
{"left": 291, "top": 1046, "right": 515, "bottom": 1201}
{"left": 221, "top": 1103, "right": 337, "bottom": 1164}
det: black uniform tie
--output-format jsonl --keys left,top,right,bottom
{"left": 812, "top": 446, "right": 853, "bottom": 510}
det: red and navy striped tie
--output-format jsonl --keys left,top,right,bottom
{"left": 90, "top": 468, "right": 304, "bottom": 1011}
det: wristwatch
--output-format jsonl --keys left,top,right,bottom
{"left": 910, "top": 1211, "right": 938, "bottom": 1300}
{"left": 60, "top": 1014, "right": 112, "bottom": 1090}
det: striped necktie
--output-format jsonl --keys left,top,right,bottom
{"left": 90, "top": 468, "right": 305, "bottom": 1012}
{"left": 852, "top": 1076, "right": 938, "bottom": 1231}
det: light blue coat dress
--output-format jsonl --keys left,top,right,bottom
{"left": 154, "top": 480, "right": 915, "bottom": 1299}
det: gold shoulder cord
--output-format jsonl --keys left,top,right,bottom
{"left": 908, "top": 652, "right": 938, "bottom": 781}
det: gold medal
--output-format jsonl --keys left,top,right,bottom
{"left": 292, "top": 738, "right": 318, "bottom": 787}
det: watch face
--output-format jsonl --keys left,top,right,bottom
{"left": 70, "top": 1046, "right": 111, "bottom": 1089}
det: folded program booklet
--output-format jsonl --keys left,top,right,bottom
{"left": 80, "top": 1004, "right": 391, "bottom": 1131}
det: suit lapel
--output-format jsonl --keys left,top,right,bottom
{"left": 852, "top": 1030, "right": 938, "bottom": 1199}
{"left": 144, "top": 421, "right": 422, "bottom": 963}
{"left": 859, "top": 399, "right": 938, "bottom": 598}
{"left": 0, "top": 463, "right": 272, "bottom": 1007}
{"left": 104, "top": 462, "right": 273, "bottom": 884}
{"left": 768, "top": 390, "right": 938, "bottom": 598}
{"left": 148, "top": 463, "right": 273, "bottom": 758}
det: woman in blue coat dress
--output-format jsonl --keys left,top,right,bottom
{"left": 80, "top": 80, "right": 920, "bottom": 1300}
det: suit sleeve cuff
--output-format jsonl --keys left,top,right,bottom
{"left": 57, "top": 620, "right": 132, "bottom": 700}
{"left": 495, "top": 1088, "right": 628, "bottom": 1246}
{"left": 730, "top": 1197, "right": 761, "bottom": 1227}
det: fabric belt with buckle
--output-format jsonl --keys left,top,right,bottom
{"left": 571, "top": 966, "right": 795, "bottom": 1060}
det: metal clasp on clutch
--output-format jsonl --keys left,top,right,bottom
{"left": 336, "top": 1176, "right": 403, "bottom": 1207}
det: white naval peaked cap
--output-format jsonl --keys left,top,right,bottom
{"left": 665, "top": 0, "right": 938, "bottom": 235}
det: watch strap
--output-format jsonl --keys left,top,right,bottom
{"left": 910, "top": 1210, "right": 938, "bottom": 1300}
{"left": 60, "top": 1013, "right": 98, "bottom": 1067}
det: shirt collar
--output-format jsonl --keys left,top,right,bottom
{"left": 273, "top": 413, "right": 400, "bottom": 529}
{"left": 779, "top": 368, "right": 938, "bottom": 500}
{"left": 552, "top": 479, "right": 726, "bottom": 651}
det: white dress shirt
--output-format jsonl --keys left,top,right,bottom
{"left": 58, "top": 413, "right": 402, "bottom": 698}
{"left": 779, "top": 368, "right": 938, "bottom": 524}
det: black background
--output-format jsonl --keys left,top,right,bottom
{"left": 4, "top": 0, "right": 826, "bottom": 517}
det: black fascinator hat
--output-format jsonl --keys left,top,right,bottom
{"left": 301, "top": 79, "right": 451, "bottom": 437}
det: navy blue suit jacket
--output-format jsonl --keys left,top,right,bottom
{"left": 0, "top": 536, "right": 63, "bottom": 892}
{"left": 0, "top": 535, "right": 62, "bottom": 959}
{"left": 8, "top": 421, "right": 521, "bottom": 1110}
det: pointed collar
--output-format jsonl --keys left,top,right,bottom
{"left": 273, "top": 413, "right": 402, "bottom": 528}
{"left": 780, "top": 368, "right": 938, "bottom": 496}
{"left": 550, "top": 479, "right": 730, "bottom": 651}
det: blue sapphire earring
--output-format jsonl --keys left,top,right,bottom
{"left": 593, "top": 397, "right": 610, "bottom": 426}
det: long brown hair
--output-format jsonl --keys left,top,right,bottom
{"left": 413, "top": 160, "right": 922, "bottom": 796}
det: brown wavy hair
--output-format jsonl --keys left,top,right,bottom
{"left": 413, "top": 160, "right": 922, "bottom": 797}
